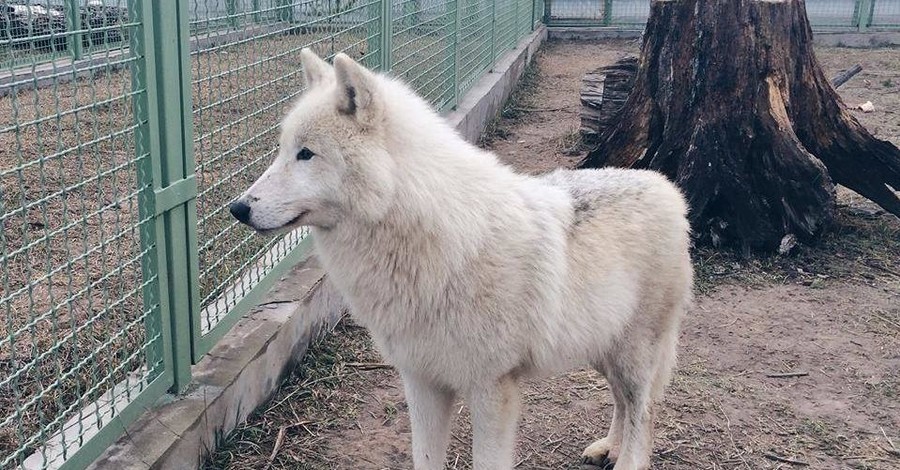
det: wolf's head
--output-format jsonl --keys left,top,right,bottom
{"left": 229, "top": 49, "right": 398, "bottom": 233}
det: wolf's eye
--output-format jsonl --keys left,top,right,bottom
{"left": 296, "top": 147, "right": 315, "bottom": 161}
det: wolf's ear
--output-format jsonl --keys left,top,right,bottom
{"left": 333, "top": 53, "right": 382, "bottom": 126}
{"left": 300, "top": 48, "right": 332, "bottom": 88}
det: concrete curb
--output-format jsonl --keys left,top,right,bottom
{"left": 447, "top": 25, "right": 548, "bottom": 143}
{"left": 812, "top": 31, "right": 900, "bottom": 47}
{"left": 547, "top": 27, "right": 642, "bottom": 41}
{"left": 87, "top": 27, "right": 548, "bottom": 470}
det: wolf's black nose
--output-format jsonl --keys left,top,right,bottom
{"left": 229, "top": 201, "right": 252, "bottom": 224}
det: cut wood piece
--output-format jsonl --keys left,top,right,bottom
{"left": 832, "top": 64, "right": 862, "bottom": 89}
{"left": 580, "top": 55, "right": 639, "bottom": 141}
{"left": 579, "top": 0, "right": 900, "bottom": 252}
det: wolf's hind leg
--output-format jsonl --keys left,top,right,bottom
{"left": 604, "top": 343, "right": 658, "bottom": 470}
{"left": 581, "top": 367, "right": 625, "bottom": 467}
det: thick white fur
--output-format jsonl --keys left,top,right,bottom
{"left": 234, "top": 49, "right": 693, "bottom": 470}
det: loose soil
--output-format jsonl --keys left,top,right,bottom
{"left": 205, "top": 40, "right": 900, "bottom": 469}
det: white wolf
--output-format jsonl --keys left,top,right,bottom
{"left": 230, "top": 49, "right": 693, "bottom": 470}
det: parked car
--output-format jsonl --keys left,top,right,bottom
{"left": 0, "top": 3, "right": 67, "bottom": 49}
{"left": 1, "top": 1, "right": 129, "bottom": 53}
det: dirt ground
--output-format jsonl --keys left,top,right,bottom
{"left": 206, "top": 41, "right": 900, "bottom": 469}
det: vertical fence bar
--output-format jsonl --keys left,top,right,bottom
{"left": 857, "top": 0, "right": 874, "bottom": 31}
{"left": 226, "top": 0, "right": 239, "bottom": 27}
{"left": 531, "top": 0, "right": 536, "bottom": 30}
{"left": 603, "top": 0, "right": 612, "bottom": 26}
{"left": 132, "top": 0, "right": 170, "bottom": 388}
{"left": 380, "top": 0, "right": 393, "bottom": 70}
{"left": 515, "top": 0, "right": 520, "bottom": 42}
{"left": 490, "top": 0, "right": 496, "bottom": 64}
{"left": 404, "top": 0, "right": 417, "bottom": 28}
{"left": 453, "top": 0, "right": 461, "bottom": 107}
{"left": 253, "top": 0, "right": 261, "bottom": 23}
{"left": 143, "top": 0, "right": 201, "bottom": 393}
{"left": 367, "top": 0, "right": 382, "bottom": 69}
{"left": 65, "top": 0, "right": 84, "bottom": 60}
{"left": 278, "top": 0, "right": 295, "bottom": 23}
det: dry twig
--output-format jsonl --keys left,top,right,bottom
{"left": 765, "top": 371, "right": 809, "bottom": 378}
{"left": 763, "top": 452, "right": 810, "bottom": 466}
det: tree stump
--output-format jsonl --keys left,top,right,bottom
{"left": 580, "top": 55, "right": 639, "bottom": 142}
{"left": 579, "top": 0, "right": 900, "bottom": 252}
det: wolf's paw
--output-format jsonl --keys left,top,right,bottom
{"left": 581, "top": 438, "right": 617, "bottom": 469}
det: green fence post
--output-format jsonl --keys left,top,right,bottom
{"left": 453, "top": 0, "right": 461, "bottom": 107}
{"left": 857, "top": 0, "right": 874, "bottom": 31}
{"left": 514, "top": 0, "right": 519, "bottom": 38}
{"left": 226, "top": 0, "right": 239, "bottom": 27}
{"left": 132, "top": 0, "right": 169, "bottom": 390}
{"left": 490, "top": 0, "right": 496, "bottom": 64}
{"left": 366, "top": 0, "right": 381, "bottom": 69}
{"left": 253, "top": 0, "right": 261, "bottom": 23}
{"left": 141, "top": 0, "right": 202, "bottom": 393}
{"left": 278, "top": 0, "right": 295, "bottom": 23}
{"left": 380, "top": 0, "right": 393, "bottom": 71}
{"left": 603, "top": 0, "right": 612, "bottom": 26}
{"left": 64, "top": 0, "right": 84, "bottom": 60}
{"left": 403, "top": 0, "right": 419, "bottom": 30}
{"left": 544, "top": 0, "right": 550, "bottom": 25}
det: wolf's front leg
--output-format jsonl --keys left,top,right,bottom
{"left": 469, "top": 376, "right": 521, "bottom": 470}
{"left": 402, "top": 373, "right": 455, "bottom": 470}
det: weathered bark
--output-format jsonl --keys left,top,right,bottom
{"left": 581, "top": 63, "right": 862, "bottom": 139}
{"left": 579, "top": 0, "right": 900, "bottom": 252}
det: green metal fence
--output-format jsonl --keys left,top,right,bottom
{"left": 0, "top": 0, "right": 540, "bottom": 468}
{"left": 544, "top": 0, "right": 900, "bottom": 30}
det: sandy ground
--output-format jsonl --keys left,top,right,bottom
{"left": 205, "top": 40, "right": 900, "bottom": 470}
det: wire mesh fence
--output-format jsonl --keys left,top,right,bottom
{"left": 544, "top": 0, "right": 900, "bottom": 30}
{"left": 1, "top": 0, "right": 540, "bottom": 468}
{"left": 0, "top": 0, "right": 168, "bottom": 468}
{"left": 871, "top": 0, "right": 900, "bottom": 28}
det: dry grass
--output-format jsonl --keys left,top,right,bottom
{"left": 202, "top": 317, "right": 388, "bottom": 470}
{"left": 693, "top": 192, "right": 900, "bottom": 295}
{"left": 479, "top": 59, "right": 541, "bottom": 146}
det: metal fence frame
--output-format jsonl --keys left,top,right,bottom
{"left": 543, "top": 0, "right": 900, "bottom": 31}
{"left": 1, "top": 0, "right": 540, "bottom": 468}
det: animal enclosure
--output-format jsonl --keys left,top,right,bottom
{"left": 0, "top": 0, "right": 542, "bottom": 468}
{"left": 1, "top": 0, "right": 898, "bottom": 469}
